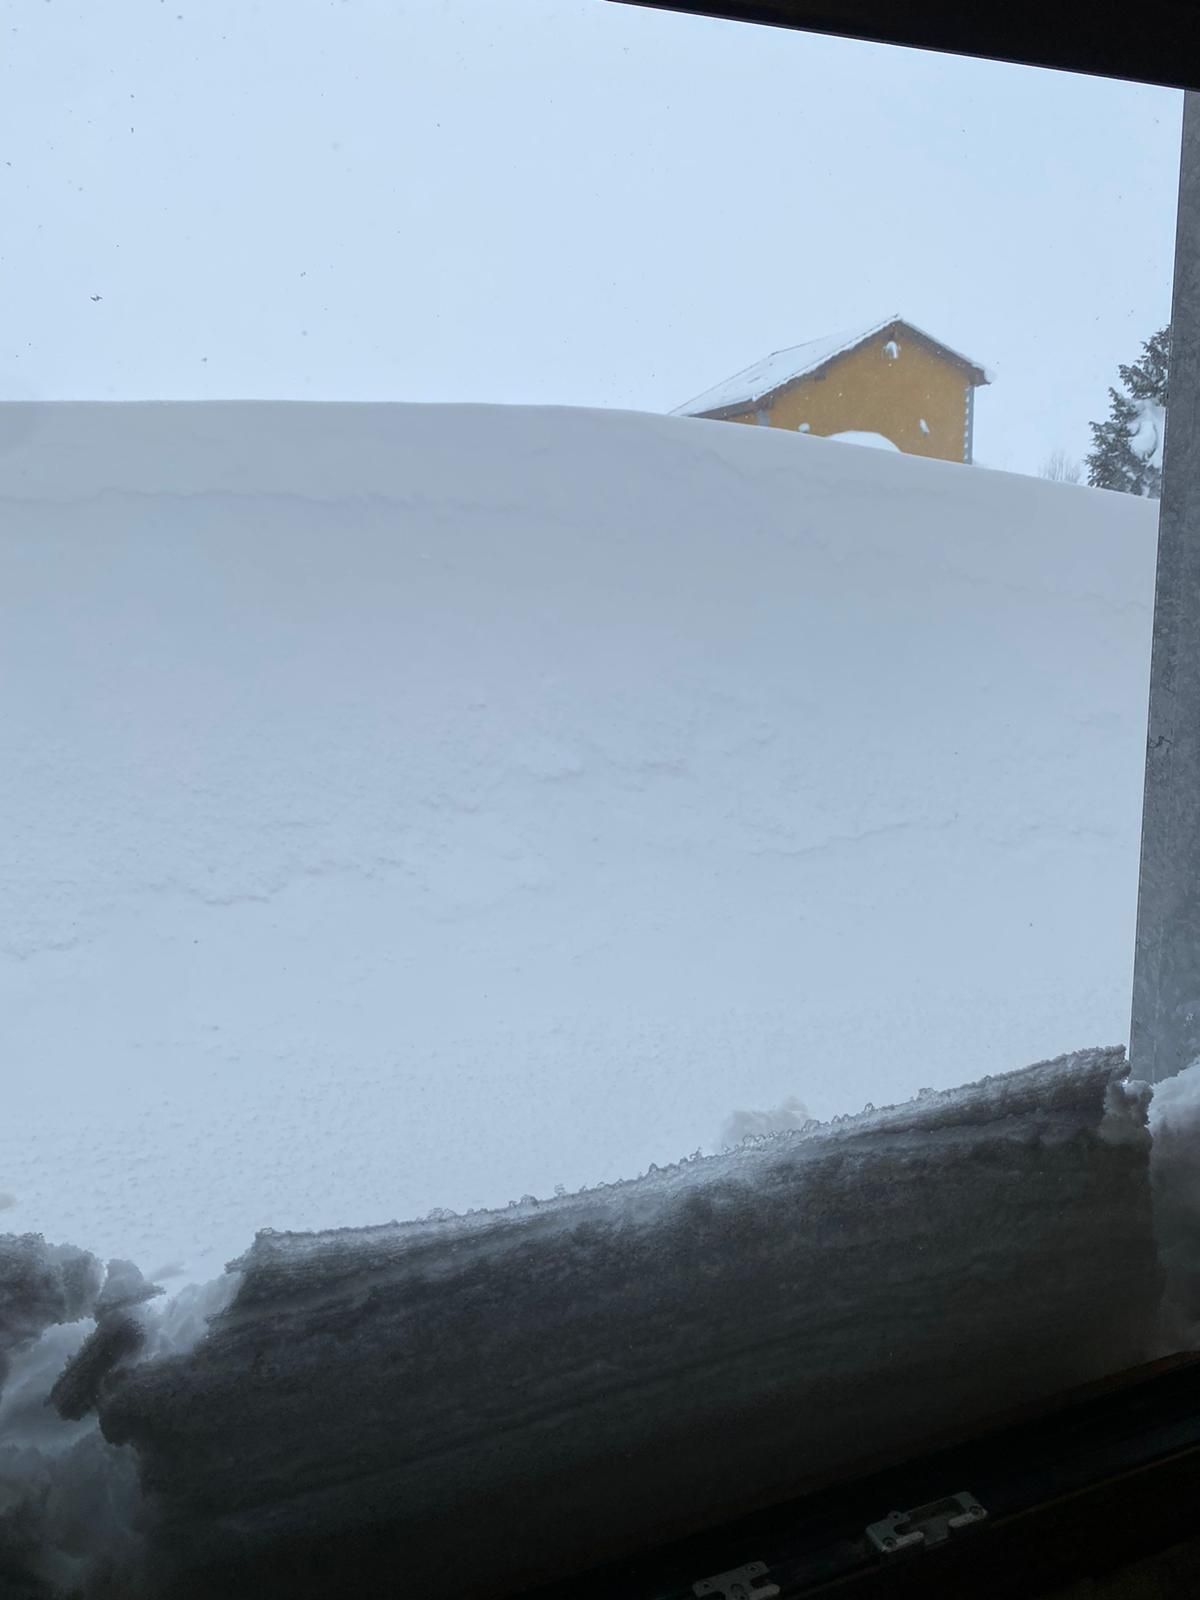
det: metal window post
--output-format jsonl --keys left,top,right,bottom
{"left": 1130, "top": 91, "right": 1200, "bottom": 1082}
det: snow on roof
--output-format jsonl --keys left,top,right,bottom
{"left": 671, "top": 316, "right": 992, "bottom": 418}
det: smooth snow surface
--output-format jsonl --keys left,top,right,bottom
{"left": 670, "top": 315, "right": 990, "bottom": 416}
{"left": 0, "top": 400, "right": 1158, "bottom": 1283}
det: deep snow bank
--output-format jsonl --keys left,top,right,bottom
{"left": 0, "top": 1050, "right": 1166, "bottom": 1600}
{"left": 0, "top": 402, "right": 1158, "bottom": 1283}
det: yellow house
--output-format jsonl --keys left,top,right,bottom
{"left": 672, "top": 316, "right": 991, "bottom": 464}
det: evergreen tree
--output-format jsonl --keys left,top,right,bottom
{"left": 1086, "top": 326, "right": 1171, "bottom": 497}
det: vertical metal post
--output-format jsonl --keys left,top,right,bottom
{"left": 1130, "top": 91, "right": 1200, "bottom": 1082}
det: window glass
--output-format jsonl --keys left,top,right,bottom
{"left": 0, "top": 0, "right": 1182, "bottom": 1278}
{"left": 1, "top": 18, "right": 1190, "bottom": 1577}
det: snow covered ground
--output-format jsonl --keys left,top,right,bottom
{"left": 0, "top": 401, "right": 1159, "bottom": 1283}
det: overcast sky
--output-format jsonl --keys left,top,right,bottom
{"left": 0, "top": 0, "right": 1184, "bottom": 473}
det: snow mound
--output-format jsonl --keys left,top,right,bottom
{"left": 825, "top": 428, "right": 901, "bottom": 450}
{"left": 0, "top": 400, "right": 1159, "bottom": 1286}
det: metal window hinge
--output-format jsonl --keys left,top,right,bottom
{"left": 866, "top": 1489, "right": 987, "bottom": 1557}
{"left": 692, "top": 1560, "right": 782, "bottom": 1598}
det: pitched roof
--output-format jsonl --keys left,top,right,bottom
{"left": 671, "top": 316, "right": 992, "bottom": 420}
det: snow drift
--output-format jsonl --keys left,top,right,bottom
{"left": 0, "top": 400, "right": 1159, "bottom": 1285}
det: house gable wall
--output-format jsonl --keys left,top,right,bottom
{"left": 722, "top": 332, "right": 972, "bottom": 462}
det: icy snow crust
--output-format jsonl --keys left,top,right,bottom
{"left": 1, "top": 1049, "right": 1166, "bottom": 1599}
{"left": 0, "top": 401, "right": 1159, "bottom": 1286}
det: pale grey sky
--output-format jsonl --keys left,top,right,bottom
{"left": 0, "top": 0, "right": 1184, "bottom": 473}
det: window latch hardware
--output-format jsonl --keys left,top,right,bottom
{"left": 692, "top": 1559, "right": 781, "bottom": 1598}
{"left": 866, "top": 1489, "right": 987, "bottom": 1557}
